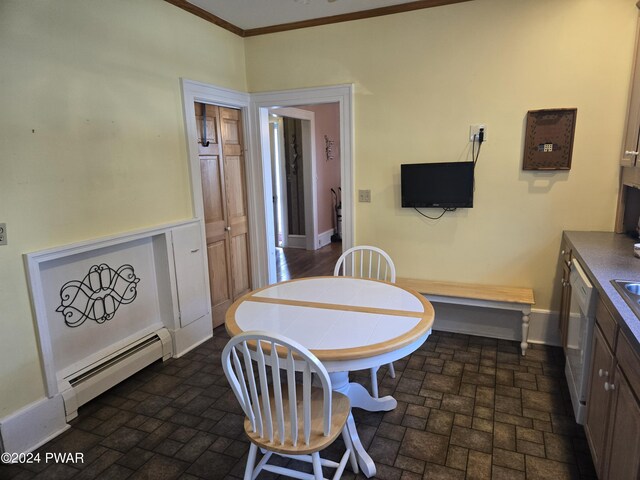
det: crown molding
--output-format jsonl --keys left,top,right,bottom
{"left": 165, "top": 0, "right": 473, "bottom": 38}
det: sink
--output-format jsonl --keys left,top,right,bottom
{"left": 611, "top": 280, "right": 640, "bottom": 319}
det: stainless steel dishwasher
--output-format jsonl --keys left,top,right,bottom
{"left": 565, "top": 258, "right": 597, "bottom": 424}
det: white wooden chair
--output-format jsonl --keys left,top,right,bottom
{"left": 221, "top": 331, "right": 358, "bottom": 480}
{"left": 334, "top": 245, "right": 397, "bottom": 398}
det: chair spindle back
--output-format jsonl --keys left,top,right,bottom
{"left": 334, "top": 245, "right": 396, "bottom": 282}
{"left": 222, "top": 331, "right": 332, "bottom": 447}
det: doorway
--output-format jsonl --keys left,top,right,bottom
{"left": 194, "top": 102, "right": 252, "bottom": 327}
{"left": 268, "top": 107, "right": 318, "bottom": 251}
{"left": 181, "top": 80, "right": 353, "bottom": 289}
{"left": 253, "top": 86, "right": 353, "bottom": 285}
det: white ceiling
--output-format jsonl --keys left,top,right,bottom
{"left": 186, "top": 0, "right": 424, "bottom": 31}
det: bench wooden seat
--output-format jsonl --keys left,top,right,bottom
{"left": 396, "top": 277, "right": 535, "bottom": 355}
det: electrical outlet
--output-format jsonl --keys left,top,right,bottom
{"left": 469, "top": 124, "right": 487, "bottom": 142}
{"left": 0, "top": 223, "right": 6, "bottom": 245}
{"left": 358, "top": 190, "right": 371, "bottom": 203}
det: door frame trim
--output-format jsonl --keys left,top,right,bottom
{"left": 181, "top": 80, "right": 354, "bottom": 289}
{"left": 180, "top": 79, "right": 266, "bottom": 291}
{"left": 251, "top": 84, "right": 354, "bottom": 285}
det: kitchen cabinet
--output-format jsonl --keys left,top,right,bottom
{"left": 584, "top": 298, "right": 640, "bottom": 480}
{"left": 171, "top": 222, "right": 210, "bottom": 328}
{"left": 584, "top": 323, "right": 615, "bottom": 476}
{"left": 558, "top": 241, "right": 572, "bottom": 348}
{"left": 604, "top": 363, "right": 640, "bottom": 480}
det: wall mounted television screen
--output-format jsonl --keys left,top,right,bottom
{"left": 401, "top": 161, "right": 475, "bottom": 208}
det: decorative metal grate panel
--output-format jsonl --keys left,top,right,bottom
{"left": 56, "top": 264, "right": 141, "bottom": 328}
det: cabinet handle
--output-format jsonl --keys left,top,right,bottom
{"left": 225, "top": 226, "right": 231, "bottom": 232}
{"left": 604, "top": 382, "right": 616, "bottom": 391}
{"left": 598, "top": 369, "right": 609, "bottom": 378}
{"left": 190, "top": 248, "right": 199, "bottom": 253}
{"left": 625, "top": 150, "right": 640, "bottom": 156}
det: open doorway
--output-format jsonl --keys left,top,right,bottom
{"left": 268, "top": 107, "right": 316, "bottom": 250}
{"left": 269, "top": 103, "right": 343, "bottom": 282}
{"left": 252, "top": 84, "right": 354, "bottom": 286}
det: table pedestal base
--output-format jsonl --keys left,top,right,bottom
{"left": 329, "top": 371, "right": 397, "bottom": 477}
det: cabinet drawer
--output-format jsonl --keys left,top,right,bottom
{"left": 616, "top": 332, "right": 640, "bottom": 401}
{"left": 596, "top": 299, "right": 618, "bottom": 349}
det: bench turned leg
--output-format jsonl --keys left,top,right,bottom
{"left": 521, "top": 311, "right": 530, "bottom": 356}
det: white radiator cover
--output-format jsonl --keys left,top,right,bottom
{"left": 5, "top": 220, "right": 213, "bottom": 452}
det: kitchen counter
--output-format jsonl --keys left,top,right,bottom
{"left": 564, "top": 231, "right": 640, "bottom": 350}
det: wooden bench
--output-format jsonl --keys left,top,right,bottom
{"left": 396, "top": 277, "right": 535, "bottom": 355}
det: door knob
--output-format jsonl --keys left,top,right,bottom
{"left": 604, "top": 382, "right": 616, "bottom": 392}
{"left": 625, "top": 150, "right": 639, "bottom": 156}
{"left": 598, "top": 369, "right": 608, "bottom": 378}
{"left": 225, "top": 226, "right": 231, "bottom": 232}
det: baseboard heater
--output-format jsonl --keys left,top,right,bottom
{"left": 59, "top": 329, "right": 173, "bottom": 421}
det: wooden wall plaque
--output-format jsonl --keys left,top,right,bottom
{"left": 523, "top": 108, "right": 577, "bottom": 170}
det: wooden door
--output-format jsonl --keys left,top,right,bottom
{"left": 219, "top": 107, "right": 251, "bottom": 300}
{"left": 195, "top": 103, "right": 251, "bottom": 327}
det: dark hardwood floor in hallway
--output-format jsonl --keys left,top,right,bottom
{"left": 275, "top": 241, "right": 343, "bottom": 281}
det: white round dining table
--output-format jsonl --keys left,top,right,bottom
{"left": 225, "top": 276, "right": 434, "bottom": 478}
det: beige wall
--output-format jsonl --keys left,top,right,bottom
{"left": 1, "top": 0, "right": 638, "bottom": 425}
{"left": 0, "top": 0, "right": 246, "bottom": 416}
{"left": 245, "top": 0, "right": 637, "bottom": 309}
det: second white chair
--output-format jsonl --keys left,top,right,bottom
{"left": 333, "top": 245, "right": 397, "bottom": 398}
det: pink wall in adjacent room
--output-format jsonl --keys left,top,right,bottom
{"left": 297, "top": 103, "right": 341, "bottom": 235}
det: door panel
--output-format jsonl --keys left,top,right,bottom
{"left": 195, "top": 102, "right": 251, "bottom": 327}
{"left": 584, "top": 325, "right": 614, "bottom": 476}
{"left": 195, "top": 104, "right": 219, "bottom": 156}
{"left": 220, "top": 107, "right": 242, "bottom": 152}
{"left": 207, "top": 241, "right": 232, "bottom": 323}
{"left": 231, "top": 234, "right": 251, "bottom": 296}
{"left": 200, "top": 157, "right": 225, "bottom": 224}
{"left": 605, "top": 366, "right": 640, "bottom": 480}
{"left": 220, "top": 107, "right": 252, "bottom": 299}
{"left": 225, "top": 156, "right": 245, "bottom": 218}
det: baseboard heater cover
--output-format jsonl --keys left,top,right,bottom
{"left": 59, "top": 329, "right": 172, "bottom": 421}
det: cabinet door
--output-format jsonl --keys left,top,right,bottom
{"left": 584, "top": 325, "right": 615, "bottom": 476}
{"left": 172, "top": 223, "right": 210, "bottom": 327}
{"left": 604, "top": 366, "right": 640, "bottom": 480}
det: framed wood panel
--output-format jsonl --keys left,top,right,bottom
{"left": 523, "top": 108, "right": 577, "bottom": 170}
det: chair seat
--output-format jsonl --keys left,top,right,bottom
{"left": 244, "top": 386, "right": 350, "bottom": 455}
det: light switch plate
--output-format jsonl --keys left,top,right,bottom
{"left": 0, "top": 223, "right": 6, "bottom": 245}
{"left": 358, "top": 190, "right": 371, "bottom": 203}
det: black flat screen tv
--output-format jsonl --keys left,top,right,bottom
{"left": 401, "top": 161, "right": 474, "bottom": 208}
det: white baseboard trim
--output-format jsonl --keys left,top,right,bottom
{"left": 318, "top": 229, "right": 334, "bottom": 248}
{"left": 0, "top": 395, "right": 68, "bottom": 454}
{"left": 430, "top": 302, "right": 561, "bottom": 347}
{"left": 286, "top": 235, "right": 306, "bottom": 249}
